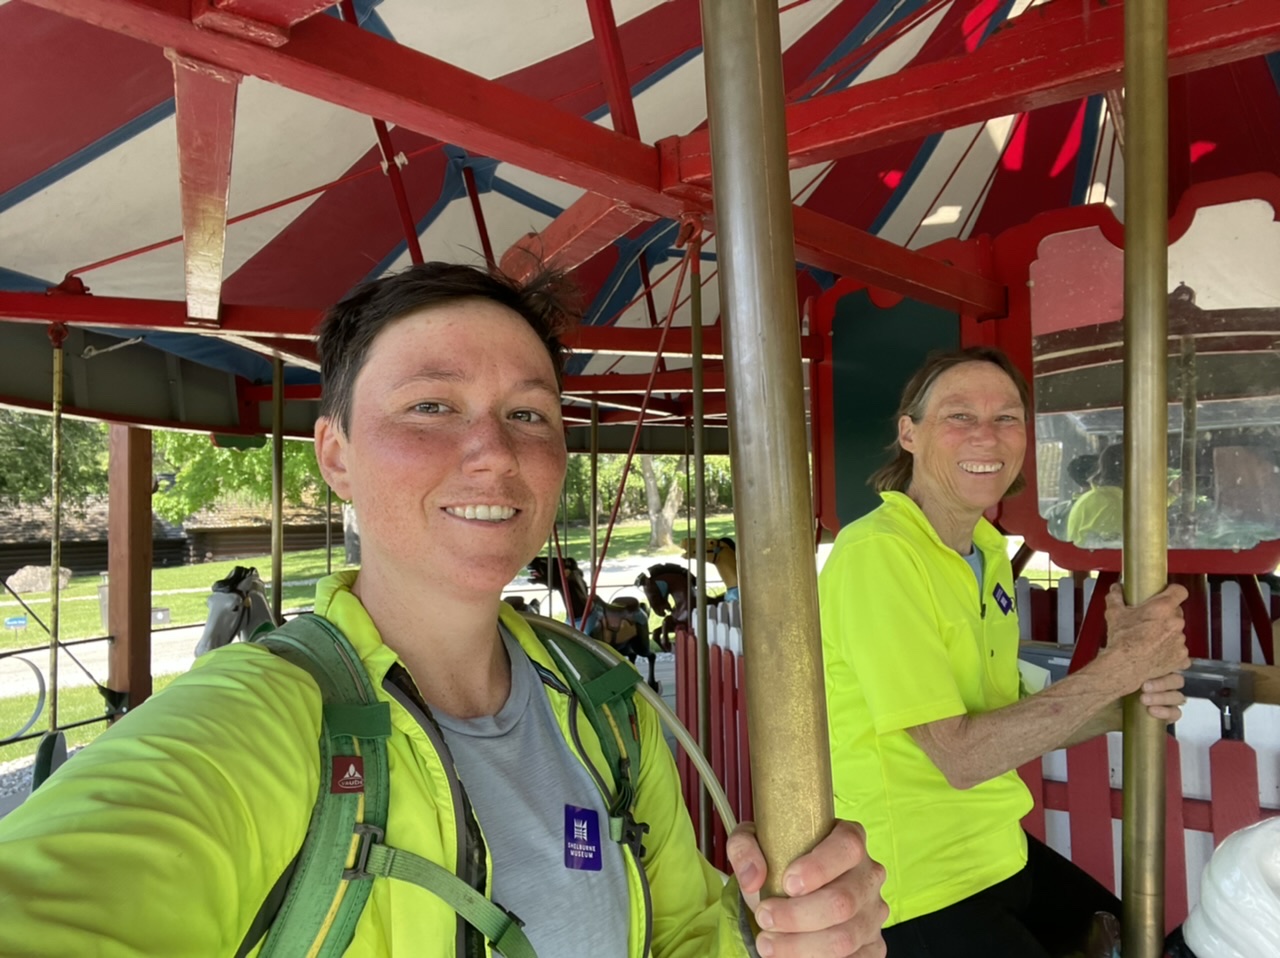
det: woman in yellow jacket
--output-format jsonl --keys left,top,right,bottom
{"left": 0, "top": 263, "right": 886, "bottom": 958}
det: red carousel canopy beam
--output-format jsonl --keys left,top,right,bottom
{"left": 192, "top": 0, "right": 339, "bottom": 47}
{"left": 169, "top": 51, "right": 241, "bottom": 325}
{"left": 585, "top": 0, "right": 640, "bottom": 140}
{"left": 28, "top": 0, "right": 1002, "bottom": 316}
{"left": 0, "top": 292, "right": 814, "bottom": 360}
{"left": 563, "top": 368, "right": 726, "bottom": 394}
{"left": 501, "top": 193, "right": 655, "bottom": 281}
{"left": 208, "top": 0, "right": 337, "bottom": 28}
{"left": 0, "top": 292, "right": 320, "bottom": 337}
{"left": 566, "top": 324, "right": 824, "bottom": 360}
{"left": 680, "top": 0, "right": 1280, "bottom": 179}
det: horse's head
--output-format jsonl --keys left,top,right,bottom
{"left": 528, "top": 555, "right": 581, "bottom": 587}
{"left": 527, "top": 555, "right": 588, "bottom": 613}
{"left": 679, "top": 537, "right": 736, "bottom": 566}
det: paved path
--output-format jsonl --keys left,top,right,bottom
{"left": 0, "top": 553, "right": 719, "bottom": 702}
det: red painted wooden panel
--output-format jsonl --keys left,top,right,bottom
{"left": 1209, "top": 738, "right": 1261, "bottom": 846}
{"left": 709, "top": 644, "right": 726, "bottom": 868}
{"left": 1066, "top": 737, "right": 1115, "bottom": 892}
{"left": 1164, "top": 737, "right": 1188, "bottom": 931}
{"left": 721, "top": 649, "right": 740, "bottom": 822}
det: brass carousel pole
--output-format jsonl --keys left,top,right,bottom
{"left": 1121, "top": 0, "right": 1170, "bottom": 953}
{"left": 47, "top": 324, "right": 68, "bottom": 732}
{"left": 270, "top": 357, "right": 285, "bottom": 623}
{"left": 590, "top": 401, "right": 600, "bottom": 580}
{"left": 689, "top": 231, "right": 713, "bottom": 852}
{"left": 700, "top": 0, "right": 833, "bottom": 896}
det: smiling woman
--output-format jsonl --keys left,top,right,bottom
{"left": 0, "top": 261, "right": 888, "bottom": 958}
{"left": 819, "top": 345, "right": 1192, "bottom": 958}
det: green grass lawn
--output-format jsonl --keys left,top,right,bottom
{"left": 0, "top": 514, "right": 737, "bottom": 653}
{"left": 0, "top": 673, "right": 182, "bottom": 764}
{"left": 550, "top": 512, "right": 737, "bottom": 566}
{"left": 0, "top": 513, "right": 737, "bottom": 763}
{"left": 0, "top": 547, "right": 350, "bottom": 653}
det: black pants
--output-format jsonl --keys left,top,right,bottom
{"left": 882, "top": 834, "right": 1121, "bottom": 958}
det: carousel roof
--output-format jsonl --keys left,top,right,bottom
{"left": 1, "top": 0, "right": 1278, "bottom": 447}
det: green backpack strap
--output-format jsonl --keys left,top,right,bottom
{"left": 248, "top": 615, "right": 391, "bottom": 958}
{"left": 246, "top": 615, "right": 538, "bottom": 958}
{"left": 528, "top": 620, "right": 649, "bottom": 857}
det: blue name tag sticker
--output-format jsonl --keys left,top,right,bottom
{"left": 993, "top": 583, "right": 1013, "bottom": 616}
{"left": 564, "top": 805, "right": 603, "bottom": 871}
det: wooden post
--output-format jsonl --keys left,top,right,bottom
{"left": 107, "top": 425, "right": 153, "bottom": 710}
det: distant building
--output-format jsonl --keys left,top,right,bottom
{"left": 0, "top": 495, "right": 343, "bottom": 580}
{"left": 182, "top": 496, "right": 342, "bottom": 563}
{"left": 0, "top": 497, "right": 186, "bottom": 579}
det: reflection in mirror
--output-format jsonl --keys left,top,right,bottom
{"left": 1029, "top": 202, "right": 1280, "bottom": 551}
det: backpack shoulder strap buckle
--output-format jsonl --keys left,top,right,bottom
{"left": 343, "top": 823, "right": 386, "bottom": 881}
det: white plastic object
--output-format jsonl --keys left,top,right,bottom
{"left": 1183, "top": 817, "right": 1280, "bottom": 958}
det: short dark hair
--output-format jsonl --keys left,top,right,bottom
{"left": 315, "top": 262, "right": 581, "bottom": 433}
{"left": 869, "top": 346, "right": 1031, "bottom": 497}
{"left": 1067, "top": 453, "right": 1100, "bottom": 490}
{"left": 1095, "top": 444, "right": 1124, "bottom": 486}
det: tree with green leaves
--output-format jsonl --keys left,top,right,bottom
{"left": 0, "top": 410, "right": 110, "bottom": 507}
{"left": 151, "top": 431, "right": 327, "bottom": 526}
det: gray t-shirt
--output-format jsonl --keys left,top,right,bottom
{"left": 434, "top": 629, "right": 632, "bottom": 957}
{"left": 963, "top": 548, "right": 984, "bottom": 595}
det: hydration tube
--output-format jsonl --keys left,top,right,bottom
{"left": 527, "top": 615, "right": 738, "bottom": 836}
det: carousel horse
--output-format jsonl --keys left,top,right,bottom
{"left": 193, "top": 566, "right": 279, "bottom": 657}
{"left": 680, "top": 536, "right": 740, "bottom": 603}
{"left": 527, "top": 555, "right": 660, "bottom": 691}
{"left": 634, "top": 562, "right": 723, "bottom": 649}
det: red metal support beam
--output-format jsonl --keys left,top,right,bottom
{"left": 679, "top": 0, "right": 1280, "bottom": 179}
{"left": 462, "top": 165, "right": 496, "bottom": 268}
{"left": 566, "top": 323, "right": 824, "bottom": 360}
{"left": 564, "top": 368, "right": 726, "bottom": 395}
{"left": 336, "top": 0, "right": 425, "bottom": 265}
{"left": 579, "top": 393, "right": 685, "bottom": 417}
{"left": 27, "top": 0, "right": 1001, "bottom": 315}
{"left": 790, "top": 206, "right": 1002, "bottom": 313}
{"left": 0, "top": 292, "right": 823, "bottom": 360}
{"left": 210, "top": 0, "right": 336, "bottom": 28}
{"left": 501, "top": 192, "right": 655, "bottom": 281}
{"left": 0, "top": 291, "right": 320, "bottom": 337}
{"left": 169, "top": 51, "right": 241, "bottom": 325}
{"left": 585, "top": 0, "right": 641, "bottom": 139}
{"left": 192, "top": 0, "right": 338, "bottom": 47}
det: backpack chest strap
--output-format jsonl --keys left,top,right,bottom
{"left": 348, "top": 829, "right": 536, "bottom": 958}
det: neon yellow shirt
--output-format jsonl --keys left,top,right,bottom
{"left": 1066, "top": 485, "right": 1124, "bottom": 548}
{"left": 819, "top": 492, "right": 1032, "bottom": 926}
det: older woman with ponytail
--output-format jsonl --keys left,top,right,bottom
{"left": 817, "top": 346, "right": 1190, "bottom": 958}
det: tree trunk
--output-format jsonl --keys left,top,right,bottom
{"left": 343, "top": 502, "right": 361, "bottom": 565}
{"left": 640, "top": 456, "right": 665, "bottom": 549}
{"left": 640, "top": 455, "right": 685, "bottom": 549}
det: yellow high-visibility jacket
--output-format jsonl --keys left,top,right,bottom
{"left": 0, "top": 572, "right": 747, "bottom": 957}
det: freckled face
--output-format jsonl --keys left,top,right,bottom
{"left": 316, "top": 300, "right": 566, "bottom": 599}
{"left": 898, "top": 362, "right": 1027, "bottom": 517}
